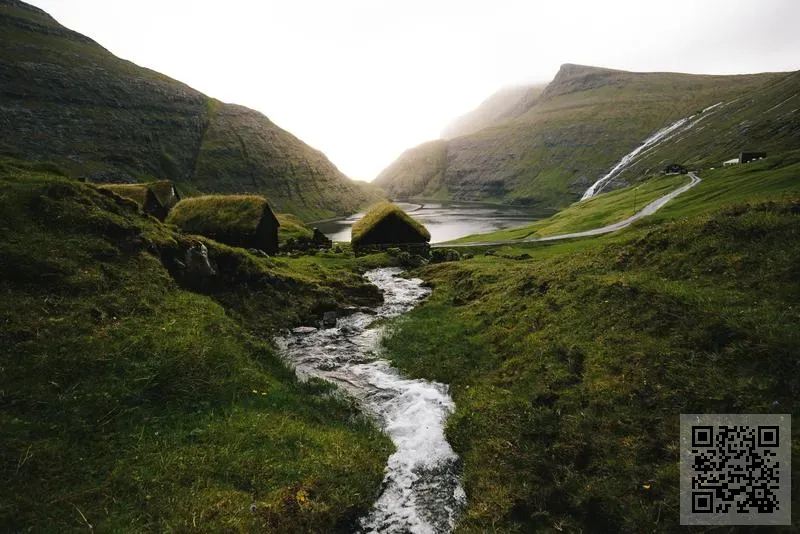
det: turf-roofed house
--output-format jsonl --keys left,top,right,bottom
{"left": 97, "top": 180, "right": 180, "bottom": 221}
{"left": 166, "top": 195, "right": 280, "bottom": 254}
{"left": 351, "top": 201, "right": 430, "bottom": 253}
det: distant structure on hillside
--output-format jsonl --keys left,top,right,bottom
{"left": 98, "top": 180, "right": 180, "bottom": 221}
{"left": 663, "top": 164, "right": 687, "bottom": 174}
{"left": 722, "top": 151, "right": 767, "bottom": 168}
{"left": 739, "top": 151, "right": 767, "bottom": 164}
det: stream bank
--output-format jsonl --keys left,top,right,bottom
{"left": 276, "top": 268, "right": 465, "bottom": 533}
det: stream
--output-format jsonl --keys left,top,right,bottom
{"left": 275, "top": 268, "right": 465, "bottom": 533}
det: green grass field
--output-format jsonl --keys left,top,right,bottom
{"left": 378, "top": 157, "right": 800, "bottom": 532}
{"left": 0, "top": 164, "right": 396, "bottom": 532}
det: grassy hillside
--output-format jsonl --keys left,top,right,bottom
{"left": 0, "top": 161, "right": 396, "bottom": 532}
{"left": 612, "top": 71, "right": 800, "bottom": 188}
{"left": 375, "top": 64, "right": 797, "bottom": 209}
{"left": 379, "top": 166, "right": 800, "bottom": 531}
{"left": 0, "top": 0, "right": 383, "bottom": 220}
{"left": 449, "top": 150, "right": 800, "bottom": 244}
{"left": 451, "top": 174, "right": 687, "bottom": 243}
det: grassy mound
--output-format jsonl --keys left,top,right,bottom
{"left": 351, "top": 201, "right": 431, "bottom": 246}
{"left": 381, "top": 199, "right": 800, "bottom": 531}
{"left": 0, "top": 167, "right": 393, "bottom": 531}
{"left": 98, "top": 183, "right": 151, "bottom": 206}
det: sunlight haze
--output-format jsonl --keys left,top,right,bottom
{"left": 26, "top": 0, "right": 800, "bottom": 181}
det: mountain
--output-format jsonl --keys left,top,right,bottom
{"left": 0, "top": 0, "right": 383, "bottom": 220}
{"left": 440, "top": 84, "right": 545, "bottom": 139}
{"left": 375, "top": 63, "right": 799, "bottom": 209}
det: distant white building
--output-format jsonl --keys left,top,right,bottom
{"left": 723, "top": 158, "right": 739, "bottom": 167}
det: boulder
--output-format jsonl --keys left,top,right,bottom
{"left": 291, "top": 326, "right": 318, "bottom": 335}
{"left": 185, "top": 243, "right": 215, "bottom": 277}
{"left": 322, "top": 311, "right": 337, "bottom": 328}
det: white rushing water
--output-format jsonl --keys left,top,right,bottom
{"left": 581, "top": 101, "right": 725, "bottom": 200}
{"left": 275, "top": 268, "right": 465, "bottom": 533}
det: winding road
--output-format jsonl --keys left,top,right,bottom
{"left": 434, "top": 173, "right": 701, "bottom": 248}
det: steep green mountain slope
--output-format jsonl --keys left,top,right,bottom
{"left": 452, "top": 148, "right": 800, "bottom": 243}
{"left": 375, "top": 64, "right": 797, "bottom": 209}
{"left": 0, "top": 0, "right": 382, "bottom": 220}
{"left": 608, "top": 69, "right": 800, "bottom": 188}
{"left": 380, "top": 158, "right": 800, "bottom": 532}
{"left": 0, "top": 160, "right": 396, "bottom": 531}
{"left": 441, "top": 84, "right": 545, "bottom": 139}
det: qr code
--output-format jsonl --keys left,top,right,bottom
{"left": 680, "top": 414, "right": 791, "bottom": 525}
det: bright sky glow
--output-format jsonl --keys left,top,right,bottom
{"left": 26, "top": 0, "right": 800, "bottom": 181}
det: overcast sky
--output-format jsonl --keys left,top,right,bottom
{"left": 26, "top": 0, "right": 800, "bottom": 181}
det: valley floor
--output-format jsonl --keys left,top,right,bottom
{"left": 381, "top": 157, "right": 800, "bottom": 532}
{"left": 2, "top": 152, "right": 798, "bottom": 533}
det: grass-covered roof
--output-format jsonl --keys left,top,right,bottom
{"left": 148, "top": 180, "right": 178, "bottom": 206}
{"left": 166, "top": 195, "right": 277, "bottom": 235}
{"left": 98, "top": 183, "right": 150, "bottom": 207}
{"left": 351, "top": 201, "right": 430, "bottom": 245}
{"left": 98, "top": 180, "right": 177, "bottom": 208}
{"left": 276, "top": 213, "right": 313, "bottom": 242}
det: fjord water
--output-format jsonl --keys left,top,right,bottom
{"left": 316, "top": 202, "right": 553, "bottom": 243}
{"left": 276, "top": 268, "right": 465, "bottom": 533}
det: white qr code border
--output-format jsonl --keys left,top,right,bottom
{"left": 680, "top": 414, "right": 791, "bottom": 525}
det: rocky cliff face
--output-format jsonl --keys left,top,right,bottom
{"left": 0, "top": 0, "right": 382, "bottom": 220}
{"left": 376, "top": 63, "right": 796, "bottom": 208}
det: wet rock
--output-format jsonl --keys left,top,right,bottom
{"left": 322, "top": 311, "right": 337, "bottom": 328}
{"left": 291, "top": 326, "right": 317, "bottom": 335}
{"left": 339, "top": 306, "right": 378, "bottom": 317}
{"left": 185, "top": 243, "right": 215, "bottom": 277}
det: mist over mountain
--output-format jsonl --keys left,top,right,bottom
{"left": 0, "top": 0, "right": 382, "bottom": 220}
{"left": 440, "top": 84, "right": 546, "bottom": 139}
{"left": 376, "top": 63, "right": 799, "bottom": 209}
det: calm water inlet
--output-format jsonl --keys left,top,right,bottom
{"left": 316, "top": 201, "right": 553, "bottom": 243}
{"left": 275, "top": 268, "right": 465, "bottom": 533}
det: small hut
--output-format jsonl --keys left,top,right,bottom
{"left": 739, "top": 151, "right": 766, "bottom": 164}
{"left": 662, "top": 163, "right": 687, "bottom": 174}
{"left": 148, "top": 180, "right": 181, "bottom": 215}
{"left": 98, "top": 180, "right": 181, "bottom": 221}
{"left": 166, "top": 195, "right": 279, "bottom": 254}
{"left": 351, "top": 201, "right": 430, "bottom": 253}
